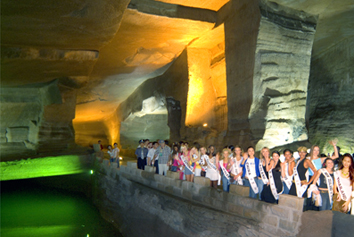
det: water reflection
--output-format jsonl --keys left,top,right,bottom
{"left": 1, "top": 175, "right": 122, "bottom": 237}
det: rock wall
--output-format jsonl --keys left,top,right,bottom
{"left": 307, "top": 37, "right": 354, "bottom": 154}
{"left": 0, "top": 80, "right": 77, "bottom": 160}
{"left": 223, "top": 0, "right": 261, "bottom": 147}
{"left": 94, "top": 159, "right": 304, "bottom": 236}
{"left": 250, "top": 2, "right": 317, "bottom": 150}
{"left": 116, "top": 49, "right": 189, "bottom": 149}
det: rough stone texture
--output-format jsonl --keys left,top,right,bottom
{"left": 307, "top": 37, "right": 354, "bottom": 154}
{"left": 95, "top": 168, "right": 261, "bottom": 236}
{"left": 97, "top": 160, "right": 306, "bottom": 236}
{"left": 223, "top": 0, "right": 261, "bottom": 148}
{"left": 1, "top": 0, "right": 353, "bottom": 155}
{"left": 229, "top": 185, "right": 249, "bottom": 197}
{"left": 0, "top": 80, "right": 77, "bottom": 159}
{"left": 249, "top": 2, "right": 316, "bottom": 150}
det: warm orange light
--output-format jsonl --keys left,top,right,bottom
{"left": 186, "top": 72, "right": 204, "bottom": 125}
{"left": 203, "top": 123, "right": 208, "bottom": 127}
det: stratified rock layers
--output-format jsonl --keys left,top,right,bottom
{"left": 250, "top": 5, "right": 316, "bottom": 150}
{"left": 0, "top": 80, "right": 77, "bottom": 159}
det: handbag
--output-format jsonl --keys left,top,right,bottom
{"left": 332, "top": 193, "right": 347, "bottom": 213}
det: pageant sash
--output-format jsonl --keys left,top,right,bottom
{"left": 259, "top": 161, "right": 269, "bottom": 185}
{"left": 268, "top": 169, "right": 279, "bottom": 200}
{"left": 233, "top": 158, "right": 243, "bottom": 185}
{"left": 220, "top": 161, "right": 230, "bottom": 185}
{"left": 205, "top": 156, "right": 217, "bottom": 171}
{"left": 200, "top": 154, "right": 208, "bottom": 172}
{"left": 294, "top": 159, "right": 308, "bottom": 198}
{"left": 334, "top": 171, "right": 350, "bottom": 201}
{"left": 308, "top": 184, "right": 322, "bottom": 206}
{"left": 181, "top": 155, "right": 193, "bottom": 173}
{"left": 321, "top": 168, "right": 334, "bottom": 205}
{"left": 282, "top": 163, "right": 293, "bottom": 189}
{"left": 245, "top": 160, "right": 259, "bottom": 194}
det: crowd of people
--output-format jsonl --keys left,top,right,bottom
{"left": 133, "top": 138, "right": 353, "bottom": 214}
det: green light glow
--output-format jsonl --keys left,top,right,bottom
{"left": 90, "top": 170, "right": 93, "bottom": 175}
{"left": 0, "top": 155, "right": 84, "bottom": 181}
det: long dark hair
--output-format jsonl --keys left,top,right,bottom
{"left": 339, "top": 153, "right": 354, "bottom": 185}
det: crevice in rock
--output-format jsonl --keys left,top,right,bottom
{"left": 261, "top": 62, "right": 278, "bottom": 66}
{"left": 128, "top": 0, "right": 216, "bottom": 23}
{"left": 262, "top": 76, "right": 279, "bottom": 83}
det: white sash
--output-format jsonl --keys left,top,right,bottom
{"left": 321, "top": 168, "right": 334, "bottom": 205}
{"left": 308, "top": 184, "right": 321, "bottom": 206}
{"left": 268, "top": 169, "right": 280, "bottom": 200}
{"left": 200, "top": 155, "right": 208, "bottom": 172}
{"left": 220, "top": 161, "right": 230, "bottom": 185}
{"left": 205, "top": 156, "right": 217, "bottom": 171}
{"left": 334, "top": 171, "right": 350, "bottom": 201}
{"left": 259, "top": 161, "right": 269, "bottom": 185}
{"left": 294, "top": 159, "right": 308, "bottom": 198}
{"left": 181, "top": 155, "right": 193, "bottom": 173}
{"left": 282, "top": 163, "right": 293, "bottom": 189}
{"left": 245, "top": 160, "right": 259, "bottom": 194}
{"left": 233, "top": 158, "right": 243, "bottom": 185}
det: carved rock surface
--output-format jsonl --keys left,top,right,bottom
{"left": 249, "top": 4, "right": 316, "bottom": 150}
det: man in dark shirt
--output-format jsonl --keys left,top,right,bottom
{"left": 135, "top": 140, "right": 148, "bottom": 170}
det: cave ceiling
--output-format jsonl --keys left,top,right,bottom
{"left": 1, "top": 0, "right": 353, "bottom": 122}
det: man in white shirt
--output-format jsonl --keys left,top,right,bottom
{"left": 147, "top": 142, "right": 158, "bottom": 166}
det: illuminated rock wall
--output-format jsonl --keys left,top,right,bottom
{"left": 117, "top": 50, "right": 189, "bottom": 149}
{"left": 250, "top": 3, "right": 317, "bottom": 150}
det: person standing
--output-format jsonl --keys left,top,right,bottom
{"left": 230, "top": 146, "right": 243, "bottom": 185}
{"left": 311, "top": 158, "right": 335, "bottom": 211}
{"left": 332, "top": 153, "right": 353, "bottom": 214}
{"left": 113, "top": 143, "right": 120, "bottom": 168}
{"left": 107, "top": 145, "right": 115, "bottom": 164}
{"left": 241, "top": 146, "right": 262, "bottom": 199}
{"left": 281, "top": 149, "right": 294, "bottom": 195}
{"left": 154, "top": 140, "right": 171, "bottom": 176}
{"left": 289, "top": 147, "right": 317, "bottom": 200}
{"left": 147, "top": 142, "right": 158, "bottom": 166}
{"left": 135, "top": 140, "right": 148, "bottom": 170}
{"left": 219, "top": 149, "right": 232, "bottom": 192}
{"left": 205, "top": 146, "right": 219, "bottom": 188}
{"left": 261, "top": 151, "right": 283, "bottom": 203}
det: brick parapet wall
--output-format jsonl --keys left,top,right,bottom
{"left": 99, "top": 159, "right": 304, "bottom": 236}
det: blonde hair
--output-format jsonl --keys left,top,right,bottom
{"left": 234, "top": 145, "right": 243, "bottom": 155}
{"left": 260, "top": 147, "right": 270, "bottom": 160}
{"left": 297, "top": 146, "right": 308, "bottom": 153}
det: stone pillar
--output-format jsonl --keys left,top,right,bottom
{"left": 224, "top": 0, "right": 261, "bottom": 147}
{"left": 250, "top": 2, "right": 317, "bottom": 150}
{"left": 224, "top": 0, "right": 317, "bottom": 149}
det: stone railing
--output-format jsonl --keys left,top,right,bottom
{"left": 98, "top": 159, "right": 304, "bottom": 236}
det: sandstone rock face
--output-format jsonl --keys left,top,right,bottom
{"left": 120, "top": 97, "right": 170, "bottom": 149}
{"left": 250, "top": 3, "right": 317, "bottom": 150}
{"left": 0, "top": 80, "right": 77, "bottom": 160}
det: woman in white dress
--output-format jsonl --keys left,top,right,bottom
{"left": 206, "top": 145, "right": 219, "bottom": 188}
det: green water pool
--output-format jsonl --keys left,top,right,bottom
{"left": 1, "top": 175, "right": 122, "bottom": 237}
